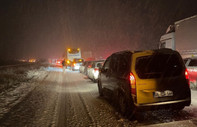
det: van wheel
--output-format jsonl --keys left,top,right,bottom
{"left": 119, "top": 94, "right": 127, "bottom": 115}
{"left": 98, "top": 80, "right": 103, "bottom": 96}
{"left": 117, "top": 91, "right": 136, "bottom": 119}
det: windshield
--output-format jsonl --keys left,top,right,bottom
{"left": 96, "top": 62, "right": 104, "bottom": 68}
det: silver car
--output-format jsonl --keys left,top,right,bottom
{"left": 79, "top": 61, "right": 87, "bottom": 73}
{"left": 87, "top": 60, "right": 105, "bottom": 82}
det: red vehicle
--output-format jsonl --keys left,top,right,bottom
{"left": 55, "top": 59, "right": 63, "bottom": 66}
{"left": 184, "top": 57, "right": 197, "bottom": 89}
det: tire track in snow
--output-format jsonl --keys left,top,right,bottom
{"left": 0, "top": 70, "right": 63, "bottom": 127}
{"left": 61, "top": 71, "right": 97, "bottom": 127}
{"left": 78, "top": 93, "right": 96, "bottom": 126}
{"left": 0, "top": 71, "right": 49, "bottom": 120}
{"left": 55, "top": 72, "right": 79, "bottom": 127}
{"left": 69, "top": 72, "right": 135, "bottom": 127}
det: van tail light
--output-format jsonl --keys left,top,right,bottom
{"left": 130, "top": 72, "right": 136, "bottom": 95}
{"left": 185, "top": 69, "right": 190, "bottom": 87}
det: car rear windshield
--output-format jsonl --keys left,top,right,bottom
{"left": 135, "top": 53, "right": 183, "bottom": 79}
{"left": 96, "top": 62, "right": 103, "bottom": 68}
{"left": 188, "top": 59, "right": 197, "bottom": 66}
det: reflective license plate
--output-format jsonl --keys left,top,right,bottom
{"left": 154, "top": 90, "right": 173, "bottom": 98}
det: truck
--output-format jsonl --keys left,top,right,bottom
{"left": 66, "top": 48, "right": 83, "bottom": 70}
{"left": 159, "top": 15, "right": 197, "bottom": 89}
{"left": 159, "top": 15, "right": 197, "bottom": 58}
{"left": 66, "top": 48, "right": 82, "bottom": 61}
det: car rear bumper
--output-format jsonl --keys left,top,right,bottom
{"left": 135, "top": 98, "right": 191, "bottom": 111}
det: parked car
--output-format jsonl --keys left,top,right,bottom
{"left": 71, "top": 58, "right": 84, "bottom": 71}
{"left": 79, "top": 61, "right": 87, "bottom": 73}
{"left": 98, "top": 49, "right": 191, "bottom": 118}
{"left": 87, "top": 60, "right": 105, "bottom": 82}
{"left": 84, "top": 61, "right": 93, "bottom": 75}
{"left": 55, "top": 59, "right": 63, "bottom": 67}
{"left": 184, "top": 57, "right": 197, "bottom": 89}
{"left": 79, "top": 61, "right": 92, "bottom": 74}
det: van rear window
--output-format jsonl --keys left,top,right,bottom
{"left": 135, "top": 54, "right": 183, "bottom": 79}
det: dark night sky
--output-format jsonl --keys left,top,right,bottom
{"left": 0, "top": 0, "right": 197, "bottom": 60}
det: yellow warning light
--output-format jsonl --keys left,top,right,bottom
{"left": 68, "top": 48, "right": 71, "bottom": 52}
{"left": 77, "top": 48, "right": 80, "bottom": 51}
{"left": 67, "top": 60, "right": 70, "bottom": 64}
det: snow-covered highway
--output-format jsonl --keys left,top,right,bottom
{"left": 0, "top": 66, "right": 197, "bottom": 127}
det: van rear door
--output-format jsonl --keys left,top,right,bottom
{"left": 132, "top": 51, "right": 190, "bottom": 105}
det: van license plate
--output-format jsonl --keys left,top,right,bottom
{"left": 154, "top": 90, "right": 173, "bottom": 98}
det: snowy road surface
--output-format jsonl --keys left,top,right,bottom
{"left": 0, "top": 66, "right": 197, "bottom": 127}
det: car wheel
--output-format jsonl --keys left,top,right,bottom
{"left": 98, "top": 80, "right": 103, "bottom": 96}
{"left": 119, "top": 94, "right": 127, "bottom": 115}
{"left": 93, "top": 79, "right": 97, "bottom": 83}
{"left": 93, "top": 78, "right": 97, "bottom": 83}
{"left": 115, "top": 90, "right": 136, "bottom": 119}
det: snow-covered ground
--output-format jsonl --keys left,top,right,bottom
{"left": 0, "top": 66, "right": 197, "bottom": 126}
{"left": 0, "top": 65, "right": 49, "bottom": 119}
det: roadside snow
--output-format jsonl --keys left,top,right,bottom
{"left": 0, "top": 66, "right": 49, "bottom": 118}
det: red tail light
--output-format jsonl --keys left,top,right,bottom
{"left": 185, "top": 69, "right": 189, "bottom": 79}
{"left": 88, "top": 65, "right": 91, "bottom": 68}
{"left": 185, "top": 69, "right": 190, "bottom": 87}
{"left": 94, "top": 68, "right": 99, "bottom": 71}
{"left": 130, "top": 72, "right": 136, "bottom": 95}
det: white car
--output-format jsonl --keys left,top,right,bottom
{"left": 71, "top": 58, "right": 84, "bottom": 71}
{"left": 79, "top": 61, "right": 87, "bottom": 73}
{"left": 87, "top": 60, "right": 105, "bottom": 82}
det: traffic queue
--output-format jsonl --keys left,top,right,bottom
{"left": 49, "top": 48, "right": 197, "bottom": 118}
{"left": 79, "top": 60, "right": 105, "bottom": 83}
